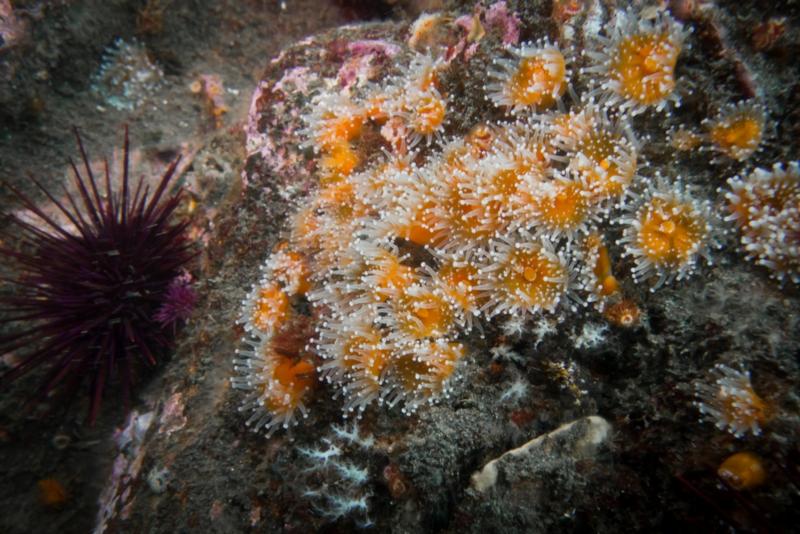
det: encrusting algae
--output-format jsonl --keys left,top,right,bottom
{"left": 231, "top": 5, "right": 790, "bottom": 437}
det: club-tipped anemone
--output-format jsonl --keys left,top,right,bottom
{"left": 583, "top": 233, "right": 620, "bottom": 301}
{"left": 434, "top": 138, "right": 480, "bottom": 176}
{"left": 723, "top": 161, "right": 800, "bottom": 284}
{"left": 703, "top": 100, "right": 766, "bottom": 162}
{"left": 232, "top": 318, "right": 317, "bottom": 435}
{"left": 583, "top": 8, "right": 688, "bottom": 114}
{"left": 265, "top": 242, "right": 312, "bottom": 296}
{"left": 428, "top": 158, "right": 488, "bottom": 250}
{"left": 399, "top": 87, "right": 449, "bottom": 146}
{"left": 425, "top": 250, "right": 485, "bottom": 330}
{"left": 387, "top": 282, "right": 459, "bottom": 341}
{"left": 365, "top": 167, "right": 442, "bottom": 247}
{"left": 302, "top": 92, "right": 366, "bottom": 153}
{"left": 370, "top": 52, "right": 452, "bottom": 148}
{"left": 694, "top": 363, "right": 771, "bottom": 438}
{"left": 316, "top": 179, "right": 363, "bottom": 224}
{"left": 478, "top": 233, "right": 575, "bottom": 317}
{"left": 315, "top": 318, "right": 465, "bottom": 416}
{"left": 383, "top": 339, "right": 465, "bottom": 413}
{"left": 429, "top": 145, "right": 551, "bottom": 250}
{"left": 231, "top": 4, "right": 742, "bottom": 438}
{"left": 554, "top": 106, "right": 639, "bottom": 208}
{"left": 352, "top": 157, "right": 417, "bottom": 213}
{"left": 0, "top": 127, "right": 195, "bottom": 423}
{"left": 618, "top": 176, "right": 714, "bottom": 290}
{"left": 240, "top": 280, "right": 290, "bottom": 336}
{"left": 412, "top": 339, "right": 464, "bottom": 396}
{"left": 354, "top": 240, "right": 420, "bottom": 302}
{"left": 318, "top": 141, "right": 361, "bottom": 182}
{"left": 315, "top": 313, "right": 392, "bottom": 414}
{"left": 486, "top": 39, "right": 570, "bottom": 113}
{"left": 491, "top": 119, "right": 555, "bottom": 174}
{"left": 405, "top": 52, "right": 446, "bottom": 93}
{"left": 289, "top": 205, "right": 323, "bottom": 253}
{"left": 525, "top": 172, "right": 600, "bottom": 240}
{"left": 303, "top": 178, "right": 371, "bottom": 275}
{"left": 465, "top": 123, "right": 498, "bottom": 158}
{"left": 548, "top": 108, "right": 597, "bottom": 151}
{"left": 469, "top": 151, "right": 543, "bottom": 237}
{"left": 724, "top": 162, "right": 800, "bottom": 233}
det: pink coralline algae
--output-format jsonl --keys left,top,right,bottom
{"left": 346, "top": 39, "right": 402, "bottom": 58}
{"left": 244, "top": 64, "right": 318, "bottom": 188}
{"left": 484, "top": 1, "right": 521, "bottom": 45}
{"left": 158, "top": 392, "right": 187, "bottom": 437}
{"left": 273, "top": 66, "right": 313, "bottom": 95}
{"left": 338, "top": 40, "right": 401, "bottom": 89}
{"left": 450, "top": 2, "right": 521, "bottom": 60}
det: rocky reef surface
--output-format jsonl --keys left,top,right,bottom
{"left": 1, "top": 1, "right": 799, "bottom": 533}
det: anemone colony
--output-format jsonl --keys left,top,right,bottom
{"left": 232, "top": 7, "right": 797, "bottom": 436}
{"left": 0, "top": 129, "right": 194, "bottom": 422}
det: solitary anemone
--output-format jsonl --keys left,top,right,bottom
{"left": 486, "top": 40, "right": 570, "bottom": 113}
{"left": 478, "top": 234, "right": 574, "bottom": 317}
{"left": 399, "top": 87, "right": 449, "bottom": 146}
{"left": 232, "top": 315, "right": 317, "bottom": 434}
{"left": 384, "top": 338, "right": 465, "bottom": 414}
{"left": 388, "top": 282, "right": 458, "bottom": 341}
{"left": 619, "top": 176, "right": 713, "bottom": 289}
{"left": 694, "top": 363, "right": 771, "bottom": 438}
{"left": 703, "top": 100, "right": 766, "bottom": 162}
{"left": 583, "top": 8, "right": 687, "bottom": 114}
{"left": 0, "top": 128, "right": 195, "bottom": 423}
{"left": 526, "top": 173, "right": 599, "bottom": 240}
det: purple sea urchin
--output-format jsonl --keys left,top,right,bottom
{"left": 154, "top": 272, "right": 198, "bottom": 330}
{"left": 0, "top": 128, "right": 195, "bottom": 423}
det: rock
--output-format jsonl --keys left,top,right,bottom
{"left": 470, "top": 416, "right": 612, "bottom": 493}
{"left": 457, "top": 416, "right": 615, "bottom": 533}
